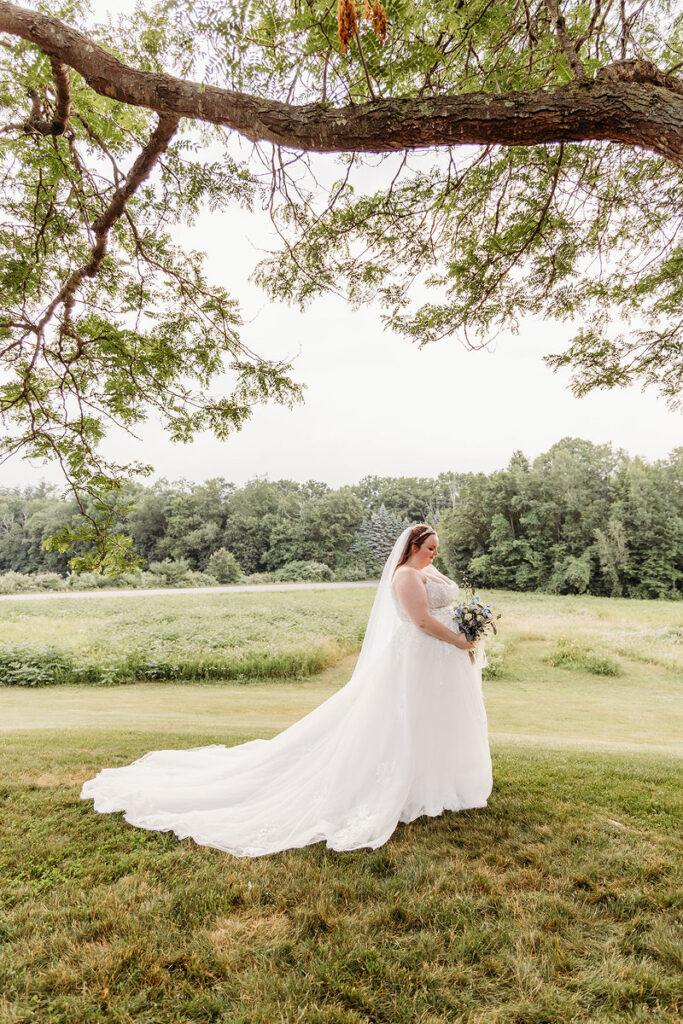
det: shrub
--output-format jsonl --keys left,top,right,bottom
{"left": 545, "top": 638, "right": 621, "bottom": 676}
{"left": 32, "top": 572, "right": 65, "bottom": 591}
{"left": 0, "top": 572, "right": 36, "bottom": 595}
{"left": 482, "top": 648, "right": 507, "bottom": 680}
{"left": 547, "top": 553, "right": 594, "bottom": 595}
{"left": 115, "top": 572, "right": 145, "bottom": 589}
{"left": 147, "top": 559, "right": 191, "bottom": 587}
{"left": 183, "top": 570, "right": 218, "bottom": 587}
{"left": 140, "top": 571, "right": 161, "bottom": 588}
{"left": 244, "top": 572, "right": 276, "bottom": 584}
{"left": 271, "top": 561, "right": 334, "bottom": 583}
{"left": 207, "top": 548, "right": 242, "bottom": 584}
{"left": 67, "top": 571, "right": 110, "bottom": 590}
{"left": 334, "top": 564, "right": 371, "bottom": 582}
{"left": 0, "top": 647, "right": 75, "bottom": 686}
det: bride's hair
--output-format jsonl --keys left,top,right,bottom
{"left": 395, "top": 523, "right": 436, "bottom": 569}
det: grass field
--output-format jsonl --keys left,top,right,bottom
{"left": 1, "top": 588, "right": 681, "bottom": 1023}
{"left": 0, "top": 589, "right": 372, "bottom": 685}
{"left": 0, "top": 586, "right": 681, "bottom": 686}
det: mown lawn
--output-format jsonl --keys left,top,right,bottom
{"left": 0, "top": 588, "right": 681, "bottom": 1022}
{"left": 0, "top": 731, "right": 680, "bottom": 1024}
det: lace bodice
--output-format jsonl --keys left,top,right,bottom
{"left": 392, "top": 575, "right": 460, "bottom": 623}
{"left": 425, "top": 577, "right": 460, "bottom": 609}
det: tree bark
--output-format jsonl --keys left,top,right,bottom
{"left": 1, "top": 1, "right": 682, "bottom": 167}
{"left": 48, "top": 56, "right": 71, "bottom": 135}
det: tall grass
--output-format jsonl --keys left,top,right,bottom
{"left": 1, "top": 587, "right": 681, "bottom": 687}
{"left": 0, "top": 590, "right": 372, "bottom": 686}
{"left": 0, "top": 641, "right": 350, "bottom": 686}
{"left": 544, "top": 638, "right": 622, "bottom": 676}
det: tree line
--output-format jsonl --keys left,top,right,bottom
{"left": 1, "top": 438, "right": 680, "bottom": 599}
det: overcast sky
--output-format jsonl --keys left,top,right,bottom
{"left": 3, "top": 3, "right": 681, "bottom": 492}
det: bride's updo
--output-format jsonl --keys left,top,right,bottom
{"left": 396, "top": 523, "right": 436, "bottom": 568}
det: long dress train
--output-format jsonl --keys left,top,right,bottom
{"left": 81, "top": 578, "right": 492, "bottom": 857}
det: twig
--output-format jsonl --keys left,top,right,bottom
{"left": 353, "top": 27, "right": 377, "bottom": 101}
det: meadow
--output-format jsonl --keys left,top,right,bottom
{"left": 0, "top": 586, "right": 681, "bottom": 689}
{"left": 0, "top": 589, "right": 372, "bottom": 686}
{"left": 0, "top": 587, "right": 681, "bottom": 1023}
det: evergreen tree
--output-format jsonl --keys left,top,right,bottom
{"left": 353, "top": 506, "right": 411, "bottom": 576}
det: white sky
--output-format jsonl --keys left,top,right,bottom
{"left": 2, "top": 3, "right": 681, "bottom": 492}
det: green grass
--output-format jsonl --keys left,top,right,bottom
{"left": 544, "top": 638, "right": 621, "bottom": 676}
{"left": 0, "top": 729, "right": 681, "bottom": 1024}
{"left": 485, "top": 590, "right": 683, "bottom": 677}
{"left": 1, "top": 588, "right": 681, "bottom": 1021}
{"left": 1, "top": 650, "right": 681, "bottom": 755}
{"left": 0, "top": 590, "right": 373, "bottom": 685}
{"left": 0, "top": 587, "right": 681, "bottom": 687}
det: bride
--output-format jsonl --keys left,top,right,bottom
{"left": 81, "top": 524, "right": 493, "bottom": 856}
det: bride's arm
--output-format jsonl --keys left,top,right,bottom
{"left": 393, "top": 571, "right": 475, "bottom": 651}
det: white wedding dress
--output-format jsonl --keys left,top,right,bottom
{"left": 81, "top": 529, "right": 493, "bottom": 857}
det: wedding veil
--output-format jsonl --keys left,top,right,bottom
{"left": 352, "top": 525, "right": 413, "bottom": 676}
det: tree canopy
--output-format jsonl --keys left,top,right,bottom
{"left": 1, "top": 439, "right": 681, "bottom": 598}
{"left": 0, "top": 0, "right": 681, "bottom": 567}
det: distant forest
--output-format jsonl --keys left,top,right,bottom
{"left": 1, "top": 438, "right": 681, "bottom": 599}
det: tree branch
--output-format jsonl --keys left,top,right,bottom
{"left": 49, "top": 55, "right": 70, "bottom": 135}
{"left": 37, "top": 112, "right": 180, "bottom": 327}
{"left": 596, "top": 56, "right": 683, "bottom": 98}
{"left": 21, "top": 56, "right": 70, "bottom": 135}
{"left": 0, "top": 2, "right": 682, "bottom": 167}
{"left": 544, "top": 0, "right": 586, "bottom": 80}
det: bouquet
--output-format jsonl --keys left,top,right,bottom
{"left": 452, "top": 584, "right": 500, "bottom": 664}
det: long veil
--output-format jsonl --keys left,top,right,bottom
{"left": 352, "top": 525, "right": 412, "bottom": 675}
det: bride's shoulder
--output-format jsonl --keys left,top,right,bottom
{"left": 392, "top": 565, "right": 426, "bottom": 587}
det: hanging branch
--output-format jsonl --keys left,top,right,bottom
{"left": 37, "top": 112, "right": 180, "bottom": 329}
{"left": 49, "top": 56, "right": 71, "bottom": 135}
{"left": 545, "top": 0, "right": 587, "bottom": 79}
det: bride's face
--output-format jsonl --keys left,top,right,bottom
{"left": 414, "top": 534, "right": 438, "bottom": 567}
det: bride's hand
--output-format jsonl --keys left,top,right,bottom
{"left": 452, "top": 633, "right": 476, "bottom": 651}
